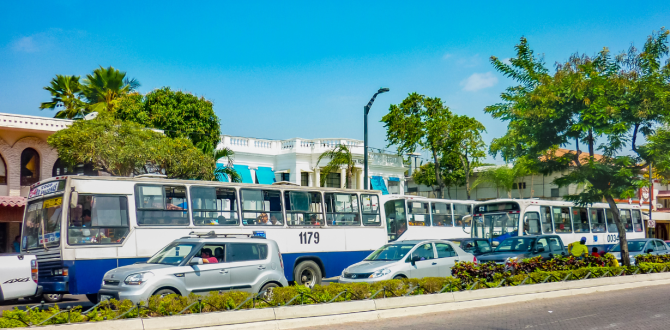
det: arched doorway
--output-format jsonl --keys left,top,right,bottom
{"left": 20, "top": 148, "right": 40, "bottom": 186}
{"left": 0, "top": 154, "right": 6, "bottom": 185}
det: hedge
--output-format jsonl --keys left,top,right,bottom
{"left": 2, "top": 257, "right": 669, "bottom": 328}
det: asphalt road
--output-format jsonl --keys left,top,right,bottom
{"left": 302, "top": 285, "right": 670, "bottom": 330}
{"left": 0, "top": 295, "right": 92, "bottom": 311}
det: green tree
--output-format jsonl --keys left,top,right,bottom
{"left": 116, "top": 87, "right": 221, "bottom": 154}
{"left": 486, "top": 30, "right": 670, "bottom": 266}
{"left": 48, "top": 115, "right": 214, "bottom": 180}
{"left": 382, "top": 93, "right": 452, "bottom": 198}
{"left": 39, "top": 75, "right": 86, "bottom": 119}
{"left": 443, "top": 115, "right": 487, "bottom": 199}
{"left": 475, "top": 165, "right": 517, "bottom": 198}
{"left": 81, "top": 66, "right": 140, "bottom": 113}
{"left": 317, "top": 144, "right": 355, "bottom": 188}
{"left": 412, "top": 162, "right": 437, "bottom": 197}
{"left": 213, "top": 148, "right": 241, "bottom": 183}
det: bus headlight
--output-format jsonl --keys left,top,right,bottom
{"left": 124, "top": 272, "right": 154, "bottom": 285}
{"left": 370, "top": 268, "right": 391, "bottom": 278}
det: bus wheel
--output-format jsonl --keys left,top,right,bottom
{"left": 294, "top": 261, "right": 322, "bottom": 288}
{"left": 86, "top": 294, "right": 99, "bottom": 304}
{"left": 43, "top": 293, "right": 63, "bottom": 303}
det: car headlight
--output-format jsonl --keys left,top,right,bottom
{"left": 505, "top": 257, "right": 518, "bottom": 263}
{"left": 369, "top": 268, "right": 391, "bottom": 278}
{"left": 124, "top": 272, "right": 154, "bottom": 285}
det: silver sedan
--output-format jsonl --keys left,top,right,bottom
{"left": 339, "top": 239, "right": 474, "bottom": 283}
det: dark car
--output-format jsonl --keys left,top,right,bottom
{"left": 477, "top": 235, "right": 567, "bottom": 264}
{"left": 448, "top": 238, "right": 493, "bottom": 256}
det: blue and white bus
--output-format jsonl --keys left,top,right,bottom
{"left": 469, "top": 199, "right": 645, "bottom": 250}
{"left": 21, "top": 176, "right": 476, "bottom": 303}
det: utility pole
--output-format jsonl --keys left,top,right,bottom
{"left": 363, "top": 88, "right": 389, "bottom": 189}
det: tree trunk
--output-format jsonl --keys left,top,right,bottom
{"left": 460, "top": 155, "right": 471, "bottom": 200}
{"left": 431, "top": 148, "right": 444, "bottom": 198}
{"left": 447, "top": 186, "right": 452, "bottom": 199}
{"left": 605, "top": 194, "right": 631, "bottom": 266}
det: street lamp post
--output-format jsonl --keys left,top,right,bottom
{"left": 364, "top": 88, "right": 390, "bottom": 190}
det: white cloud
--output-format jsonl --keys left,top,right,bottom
{"left": 11, "top": 36, "right": 39, "bottom": 52}
{"left": 460, "top": 72, "right": 498, "bottom": 92}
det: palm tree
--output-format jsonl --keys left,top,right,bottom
{"left": 81, "top": 66, "right": 140, "bottom": 113}
{"left": 213, "top": 148, "right": 241, "bottom": 182}
{"left": 317, "top": 144, "right": 355, "bottom": 188}
{"left": 39, "top": 75, "right": 86, "bottom": 119}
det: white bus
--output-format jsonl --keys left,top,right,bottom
{"left": 381, "top": 195, "right": 473, "bottom": 241}
{"left": 470, "top": 199, "right": 645, "bottom": 250}
{"left": 21, "top": 176, "right": 478, "bottom": 303}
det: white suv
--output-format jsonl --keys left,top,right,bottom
{"left": 98, "top": 232, "right": 288, "bottom": 303}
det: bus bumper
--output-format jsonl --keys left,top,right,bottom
{"left": 39, "top": 276, "right": 69, "bottom": 294}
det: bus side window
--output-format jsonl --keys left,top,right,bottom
{"left": 135, "top": 185, "right": 189, "bottom": 226}
{"left": 285, "top": 191, "right": 323, "bottom": 226}
{"left": 590, "top": 208, "right": 606, "bottom": 232}
{"left": 453, "top": 204, "right": 471, "bottom": 228}
{"left": 620, "top": 210, "right": 633, "bottom": 232}
{"left": 572, "top": 207, "right": 590, "bottom": 233}
{"left": 190, "top": 186, "right": 239, "bottom": 226}
{"left": 408, "top": 202, "right": 430, "bottom": 226}
{"left": 69, "top": 195, "right": 129, "bottom": 245}
{"left": 361, "top": 194, "right": 381, "bottom": 226}
{"left": 241, "top": 189, "right": 284, "bottom": 226}
{"left": 540, "top": 206, "right": 553, "bottom": 233}
{"left": 605, "top": 209, "right": 617, "bottom": 233}
{"left": 431, "top": 202, "right": 452, "bottom": 227}
{"left": 552, "top": 207, "right": 572, "bottom": 233}
{"left": 324, "top": 193, "right": 360, "bottom": 226}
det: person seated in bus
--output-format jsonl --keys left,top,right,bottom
{"left": 397, "top": 221, "right": 407, "bottom": 236}
{"left": 523, "top": 222, "right": 530, "bottom": 235}
{"left": 309, "top": 214, "right": 321, "bottom": 226}
{"left": 269, "top": 214, "right": 280, "bottom": 225}
{"left": 200, "top": 249, "right": 218, "bottom": 264}
{"left": 256, "top": 213, "right": 269, "bottom": 225}
{"left": 80, "top": 210, "right": 92, "bottom": 227}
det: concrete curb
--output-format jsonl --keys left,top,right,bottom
{"left": 19, "top": 272, "right": 670, "bottom": 330}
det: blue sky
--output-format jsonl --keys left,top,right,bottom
{"left": 1, "top": 1, "right": 668, "bottom": 163}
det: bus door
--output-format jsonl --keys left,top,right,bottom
{"left": 384, "top": 200, "right": 407, "bottom": 241}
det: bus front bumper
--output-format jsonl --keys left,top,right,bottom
{"left": 39, "top": 276, "right": 69, "bottom": 293}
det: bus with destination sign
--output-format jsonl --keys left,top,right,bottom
{"left": 21, "top": 176, "right": 476, "bottom": 303}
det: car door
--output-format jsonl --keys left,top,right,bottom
{"left": 184, "top": 244, "right": 231, "bottom": 294}
{"left": 408, "top": 243, "right": 439, "bottom": 279}
{"left": 226, "top": 243, "right": 268, "bottom": 291}
{"left": 475, "top": 240, "right": 492, "bottom": 255}
{"left": 548, "top": 236, "right": 565, "bottom": 258}
{"left": 534, "top": 237, "right": 553, "bottom": 260}
{"left": 433, "top": 242, "right": 460, "bottom": 277}
{"left": 653, "top": 240, "right": 667, "bottom": 255}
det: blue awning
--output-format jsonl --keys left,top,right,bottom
{"left": 215, "top": 163, "right": 229, "bottom": 182}
{"left": 388, "top": 177, "right": 400, "bottom": 182}
{"left": 370, "top": 176, "right": 389, "bottom": 195}
{"left": 233, "top": 165, "right": 254, "bottom": 184}
{"left": 256, "top": 167, "right": 276, "bottom": 185}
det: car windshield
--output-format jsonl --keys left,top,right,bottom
{"left": 611, "top": 241, "right": 647, "bottom": 252}
{"left": 365, "top": 244, "right": 415, "bottom": 261}
{"left": 147, "top": 242, "right": 199, "bottom": 265}
{"left": 494, "top": 237, "right": 535, "bottom": 252}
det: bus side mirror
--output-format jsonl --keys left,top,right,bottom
{"left": 70, "top": 191, "right": 78, "bottom": 208}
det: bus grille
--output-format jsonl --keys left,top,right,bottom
{"left": 33, "top": 249, "right": 63, "bottom": 277}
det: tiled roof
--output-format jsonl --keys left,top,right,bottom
{"left": 540, "top": 148, "right": 605, "bottom": 164}
{"left": 0, "top": 196, "right": 26, "bottom": 208}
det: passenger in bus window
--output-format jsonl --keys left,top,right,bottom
{"left": 256, "top": 213, "right": 268, "bottom": 224}
{"left": 270, "top": 215, "right": 280, "bottom": 225}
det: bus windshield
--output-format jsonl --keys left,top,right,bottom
{"left": 472, "top": 212, "right": 519, "bottom": 239}
{"left": 23, "top": 196, "right": 64, "bottom": 250}
{"left": 365, "top": 244, "right": 414, "bottom": 261}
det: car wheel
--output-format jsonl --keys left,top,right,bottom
{"left": 42, "top": 293, "right": 63, "bottom": 303}
{"left": 294, "top": 261, "right": 322, "bottom": 288}
{"left": 153, "top": 288, "right": 178, "bottom": 298}
{"left": 393, "top": 275, "right": 406, "bottom": 280}
{"left": 259, "top": 282, "right": 279, "bottom": 300}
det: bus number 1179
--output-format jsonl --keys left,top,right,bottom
{"left": 299, "top": 232, "right": 320, "bottom": 244}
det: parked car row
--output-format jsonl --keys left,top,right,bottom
{"left": 41, "top": 233, "right": 665, "bottom": 304}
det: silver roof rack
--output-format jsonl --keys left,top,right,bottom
{"left": 186, "top": 231, "right": 265, "bottom": 239}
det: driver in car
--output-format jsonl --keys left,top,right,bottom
{"left": 200, "top": 249, "right": 218, "bottom": 264}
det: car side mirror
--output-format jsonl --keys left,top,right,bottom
{"left": 646, "top": 249, "right": 653, "bottom": 254}
{"left": 410, "top": 255, "right": 420, "bottom": 266}
{"left": 190, "top": 257, "right": 203, "bottom": 265}
{"left": 537, "top": 247, "right": 545, "bottom": 253}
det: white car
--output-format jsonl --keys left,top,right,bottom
{"left": 339, "top": 239, "right": 474, "bottom": 283}
{"left": 0, "top": 253, "right": 42, "bottom": 302}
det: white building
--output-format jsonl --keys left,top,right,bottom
{"left": 218, "top": 135, "right": 406, "bottom": 193}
